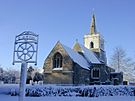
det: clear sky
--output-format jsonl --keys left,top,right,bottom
{"left": 0, "top": 0, "right": 135, "bottom": 70}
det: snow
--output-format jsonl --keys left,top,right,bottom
{"left": 1, "top": 84, "right": 135, "bottom": 97}
{"left": 0, "top": 94, "right": 135, "bottom": 101}
{"left": 79, "top": 44, "right": 101, "bottom": 64}
{"left": 62, "top": 44, "right": 90, "bottom": 70}
{"left": 25, "top": 85, "right": 135, "bottom": 97}
{"left": 53, "top": 68, "right": 63, "bottom": 70}
{"left": 0, "top": 84, "right": 135, "bottom": 101}
{"left": 62, "top": 43, "right": 102, "bottom": 70}
{"left": 0, "top": 84, "right": 19, "bottom": 94}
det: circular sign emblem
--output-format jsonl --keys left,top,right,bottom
{"left": 17, "top": 43, "right": 34, "bottom": 61}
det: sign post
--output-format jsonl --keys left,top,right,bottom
{"left": 19, "top": 62, "right": 27, "bottom": 101}
{"left": 13, "top": 31, "right": 38, "bottom": 101}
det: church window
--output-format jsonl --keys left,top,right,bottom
{"left": 90, "top": 42, "right": 94, "bottom": 48}
{"left": 53, "top": 52, "right": 62, "bottom": 68}
{"left": 91, "top": 68, "right": 100, "bottom": 79}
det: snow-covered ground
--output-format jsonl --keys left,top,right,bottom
{"left": 0, "top": 94, "right": 135, "bottom": 101}
{"left": 0, "top": 84, "right": 135, "bottom": 101}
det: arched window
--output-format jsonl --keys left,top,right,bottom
{"left": 90, "top": 42, "right": 94, "bottom": 48}
{"left": 53, "top": 52, "right": 62, "bottom": 68}
{"left": 92, "top": 68, "right": 100, "bottom": 79}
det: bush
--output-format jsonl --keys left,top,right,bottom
{"left": 10, "top": 89, "right": 18, "bottom": 96}
{"left": 21, "top": 85, "right": 135, "bottom": 97}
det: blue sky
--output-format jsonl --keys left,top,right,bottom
{"left": 0, "top": 0, "right": 135, "bottom": 69}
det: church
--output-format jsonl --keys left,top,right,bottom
{"left": 43, "top": 14, "right": 123, "bottom": 85}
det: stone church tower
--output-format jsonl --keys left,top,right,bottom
{"left": 84, "top": 14, "right": 107, "bottom": 64}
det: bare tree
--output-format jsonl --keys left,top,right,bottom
{"left": 0, "top": 67, "right": 4, "bottom": 81}
{"left": 110, "top": 47, "right": 126, "bottom": 72}
{"left": 0, "top": 66, "right": 20, "bottom": 84}
{"left": 109, "top": 47, "right": 135, "bottom": 82}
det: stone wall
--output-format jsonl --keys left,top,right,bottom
{"left": 73, "top": 63, "right": 90, "bottom": 84}
{"left": 43, "top": 42, "right": 74, "bottom": 84}
{"left": 90, "top": 64, "right": 108, "bottom": 83}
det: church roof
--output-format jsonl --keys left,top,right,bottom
{"left": 62, "top": 44, "right": 90, "bottom": 70}
{"left": 46, "top": 41, "right": 102, "bottom": 70}
{"left": 61, "top": 42, "right": 102, "bottom": 70}
{"left": 73, "top": 41, "right": 101, "bottom": 64}
{"left": 79, "top": 44, "right": 101, "bottom": 64}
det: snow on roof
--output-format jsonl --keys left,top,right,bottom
{"left": 79, "top": 44, "right": 101, "bottom": 64}
{"left": 53, "top": 68, "right": 63, "bottom": 71}
{"left": 62, "top": 44, "right": 90, "bottom": 70}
